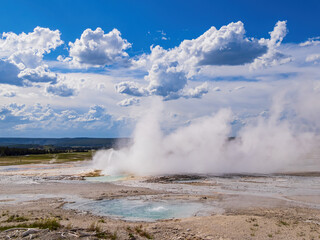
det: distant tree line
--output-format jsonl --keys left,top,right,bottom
{"left": 0, "top": 147, "right": 60, "bottom": 157}
{"left": 0, "top": 146, "right": 90, "bottom": 157}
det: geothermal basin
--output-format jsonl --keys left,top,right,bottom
{"left": 1, "top": 161, "right": 320, "bottom": 239}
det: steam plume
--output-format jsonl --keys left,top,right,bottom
{"left": 93, "top": 81, "right": 320, "bottom": 176}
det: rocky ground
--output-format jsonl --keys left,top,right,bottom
{"left": 1, "top": 163, "right": 320, "bottom": 239}
{"left": 1, "top": 198, "right": 320, "bottom": 239}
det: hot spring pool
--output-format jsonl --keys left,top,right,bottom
{"left": 64, "top": 197, "right": 216, "bottom": 221}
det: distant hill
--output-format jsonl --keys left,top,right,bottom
{"left": 0, "top": 138, "right": 131, "bottom": 149}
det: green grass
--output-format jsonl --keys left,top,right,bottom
{"left": 88, "top": 222, "right": 117, "bottom": 239}
{"left": 88, "top": 222, "right": 101, "bottom": 232}
{"left": 0, "top": 218, "right": 61, "bottom": 231}
{"left": 0, "top": 151, "right": 94, "bottom": 166}
{"left": 95, "top": 231, "right": 118, "bottom": 239}
{"left": 5, "top": 214, "right": 29, "bottom": 222}
{"left": 134, "top": 225, "right": 153, "bottom": 239}
{"left": 278, "top": 220, "right": 289, "bottom": 226}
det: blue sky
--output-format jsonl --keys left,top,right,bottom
{"left": 1, "top": 0, "right": 319, "bottom": 53}
{"left": 0, "top": 0, "right": 320, "bottom": 137}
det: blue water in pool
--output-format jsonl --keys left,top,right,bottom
{"left": 65, "top": 198, "right": 210, "bottom": 221}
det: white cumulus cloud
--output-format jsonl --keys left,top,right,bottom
{"left": 119, "top": 21, "right": 284, "bottom": 100}
{"left": 183, "top": 82, "right": 209, "bottom": 99}
{"left": 18, "top": 65, "right": 58, "bottom": 84}
{"left": 251, "top": 21, "right": 292, "bottom": 69}
{"left": 0, "top": 27, "right": 63, "bottom": 87}
{"left": 145, "top": 62, "right": 188, "bottom": 97}
{"left": 0, "top": 27, "right": 63, "bottom": 68}
{"left": 46, "top": 83, "right": 77, "bottom": 97}
{"left": 306, "top": 54, "right": 320, "bottom": 63}
{"left": 300, "top": 37, "right": 320, "bottom": 47}
{"left": 65, "top": 28, "right": 131, "bottom": 67}
{"left": 118, "top": 97, "right": 140, "bottom": 107}
{"left": 115, "top": 81, "right": 147, "bottom": 97}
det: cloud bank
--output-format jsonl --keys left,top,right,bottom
{"left": 1, "top": 20, "right": 320, "bottom": 139}
{"left": 0, "top": 103, "right": 132, "bottom": 137}
{"left": 115, "top": 21, "right": 289, "bottom": 100}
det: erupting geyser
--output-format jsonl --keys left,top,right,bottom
{"left": 93, "top": 82, "right": 320, "bottom": 176}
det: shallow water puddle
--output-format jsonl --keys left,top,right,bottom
{"left": 64, "top": 197, "right": 216, "bottom": 221}
{"left": 84, "top": 175, "right": 127, "bottom": 182}
{"left": 0, "top": 194, "right": 76, "bottom": 204}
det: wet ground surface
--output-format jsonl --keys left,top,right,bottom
{"left": 1, "top": 162, "right": 320, "bottom": 239}
{"left": 1, "top": 162, "right": 320, "bottom": 222}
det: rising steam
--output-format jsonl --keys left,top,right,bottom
{"left": 93, "top": 81, "right": 320, "bottom": 176}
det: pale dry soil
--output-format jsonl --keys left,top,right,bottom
{"left": 0, "top": 180, "right": 320, "bottom": 240}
